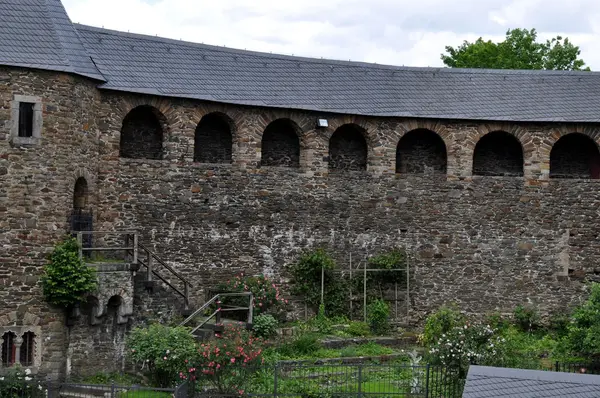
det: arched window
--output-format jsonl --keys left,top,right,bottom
{"left": 19, "top": 332, "right": 35, "bottom": 367}
{"left": 329, "top": 124, "right": 368, "bottom": 171}
{"left": 1, "top": 331, "right": 16, "bottom": 367}
{"left": 261, "top": 119, "right": 300, "bottom": 167}
{"left": 194, "top": 113, "right": 233, "bottom": 163}
{"left": 473, "top": 131, "right": 524, "bottom": 176}
{"left": 550, "top": 133, "right": 600, "bottom": 179}
{"left": 120, "top": 105, "right": 165, "bottom": 160}
{"left": 73, "top": 177, "right": 88, "bottom": 211}
{"left": 396, "top": 129, "right": 447, "bottom": 174}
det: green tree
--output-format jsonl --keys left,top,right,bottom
{"left": 41, "top": 237, "right": 97, "bottom": 308}
{"left": 441, "top": 28, "right": 589, "bottom": 71}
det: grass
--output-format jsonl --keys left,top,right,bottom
{"left": 270, "top": 340, "right": 398, "bottom": 361}
{"left": 117, "top": 391, "right": 173, "bottom": 398}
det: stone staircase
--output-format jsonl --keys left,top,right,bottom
{"left": 73, "top": 231, "right": 253, "bottom": 338}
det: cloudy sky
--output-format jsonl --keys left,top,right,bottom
{"left": 63, "top": 0, "right": 600, "bottom": 70}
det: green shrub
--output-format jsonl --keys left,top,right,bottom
{"left": 513, "top": 305, "right": 540, "bottom": 332}
{"left": 367, "top": 250, "right": 406, "bottom": 286}
{"left": 252, "top": 314, "right": 279, "bottom": 339}
{"left": 41, "top": 237, "right": 97, "bottom": 308}
{"left": 190, "top": 323, "right": 263, "bottom": 394}
{"left": 548, "top": 310, "right": 571, "bottom": 337}
{"left": 485, "top": 312, "right": 510, "bottom": 332}
{"left": 427, "top": 322, "right": 506, "bottom": 378}
{"left": 567, "top": 283, "right": 600, "bottom": 356}
{"left": 289, "top": 249, "right": 349, "bottom": 317}
{"left": 126, "top": 324, "right": 198, "bottom": 387}
{"left": 422, "top": 305, "right": 465, "bottom": 347}
{"left": 367, "top": 299, "right": 390, "bottom": 336}
{"left": 347, "top": 321, "right": 371, "bottom": 337}
{"left": 0, "top": 365, "right": 45, "bottom": 398}
{"left": 276, "top": 334, "right": 321, "bottom": 358}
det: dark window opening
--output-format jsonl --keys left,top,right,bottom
{"left": 120, "top": 106, "right": 165, "bottom": 160}
{"left": 329, "top": 124, "right": 368, "bottom": 171}
{"left": 473, "top": 131, "right": 524, "bottom": 176}
{"left": 1, "top": 332, "right": 16, "bottom": 367}
{"left": 73, "top": 177, "right": 88, "bottom": 210}
{"left": 550, "top": 133, "right": 600, "bottom": 179}
{"left": 18, "top": 102, "right": 34, "bottom": 138}
{"left": 396, "top": 129, "right": 447, "bottom": 174}
{"left": 261, "top": 119, "right": 300, "bottom": 167}
{"left": 194, "top": 113, "right": 233, "bottom": 163}
{"left": 19, "top": 332, "right": 35, "bottom": 367}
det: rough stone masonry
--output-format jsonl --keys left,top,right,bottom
{"left": 2, "top": 0, "right": 600, "bottom": 380}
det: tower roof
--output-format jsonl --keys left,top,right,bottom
{"left": 0, "top": 0, "right": 104, "bottom": 80}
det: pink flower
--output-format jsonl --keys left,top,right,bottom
{"left": 163, "top": 357, "right": 167, "bottom": 360}
{"left": 231, "top": 358, "right": 236, "bottom": 363}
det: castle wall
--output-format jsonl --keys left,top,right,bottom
{"left": 95, "top": 92, "right": 600, "bottom": 323}
{"left": 2, "top": 65, "right": 600, "bottom": 378}
{"left": 0, "top": 66, "right": 101, "bottom": 378}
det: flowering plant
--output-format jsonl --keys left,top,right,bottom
{"left": 427, "top": 322, "right": 506, "bottom": 377}
{"left": 183, "top": 323, "right": 263, "bottom": 395}
{"left": 219, "top": 274, "right": 287, "bottom": 316}
{"left": 0, "top": 365, "right": 45, "bottom": 398}
{"left": 127, "top": 324, "right": 198, "bottom": 388}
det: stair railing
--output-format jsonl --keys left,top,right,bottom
{"left": 179, "top": 292, "right": 253, "bottom": 336}
{"left": 74, "top": 231, "right": 193, "bottom": 310}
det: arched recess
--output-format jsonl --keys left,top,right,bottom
{"left": 329, "top": 124, "right": 368, "bottom": 171}
{"left": 550, "top": 133, "right": 600, "bottom": 179}
{"left": 261, "top": 119, "right": 301, "bottom": 167}
{"left": 120, "top": 105, "right": 166, "bottom": 160}
{"left": 194, "top": 113, "right": 233, "bottom": 163}
{"left": 473, "top": 131, "right": 524, "bottom": 176}
{"left": 396, "top": 129, "right": 447, "bottom": 174}
{"left": 73, "top": 177, "right": 88, "bottom": 211}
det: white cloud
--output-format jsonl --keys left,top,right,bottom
{"left": 63, "top": 0, "right": 600, "bottom": 70}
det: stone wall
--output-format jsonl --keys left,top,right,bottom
{"left": 3, "top": 64, "right": 600, "bottom": 378}
{"left": 94, "top": 92, "right": 600, "bottom": 325}
{"left": 0, "top": 66, "right": 101, "bottom": 378}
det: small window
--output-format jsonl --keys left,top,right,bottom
{"left": 18, "top": 102, "right": 35, "bottom": 138}
{"left": 1, "top": 332, "right": 16, "bottom": 367}
{"left": 20, "top": 332, "right": 35, "bottom": 367}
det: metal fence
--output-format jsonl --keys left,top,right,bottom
{"left": 187, "top": 363, "right": 464, "bottom": 398}
{"left": 554, "top": 361, "right": 600, "bottom": 375}
{"left": 0, "top": 379, "right": 184, "bottom": 398}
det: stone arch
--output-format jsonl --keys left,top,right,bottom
{"left": 550, "top": 133, "right": 600, "bottom": 179}
{"left": 329, "top": 124, "right": 368, "bottom": 171}
{"left": 396, "top": 129, "right": 447, "bottom": 174}
{"left": 73, "top": 177, "right": 89, "bottom": 211}
{"left": 261, "top": 118, "right": 301, "bottom": 167}
{"left": 120, "top": 105, "right": 166, "bottom": 160}
{"left": 194, "top": 112, "right": 233, "bottom": 163}
{"left": 473, "top": 131, "right": 524, "bottom": 177}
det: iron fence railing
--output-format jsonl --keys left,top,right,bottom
{"left": 0, "top": 380, "right": 183, "bottom": 398}
{"left": 186, "top": 363, "right": 464, "bottom": 398}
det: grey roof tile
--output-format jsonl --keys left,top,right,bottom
{"left": 463, "top": 366, "right": 600, "bottom": 397}
{"left": 0, "top": 0, "right": 103, "bottom": 80}
{"left": 3, "top": 0, "right": 600, "bottom": 122}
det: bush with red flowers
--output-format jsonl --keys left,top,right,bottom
{"left": 219, "top": 274, "right": 287, "bottom": 316}
{"left": 182, "top": 323, "right": 264, "bottom": 394}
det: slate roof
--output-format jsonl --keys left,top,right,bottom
{"left": 73, "top": 25, "right": 600, "bottom": 123}
{"left": 0, "top": 0, "right": 103, "bottom": 80}
{"left": 3, "top": 0, "right": 600, "bottom": 122}
{"left": 463, "top": 366, "right": 600, "bottom": 397}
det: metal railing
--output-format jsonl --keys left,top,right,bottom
{"left": 179, "top": 292, "right": 253, "bottom": 337}
{"left": 74, "top": 231, "right": 192, "bottom": 310}
{"left": 0, "top": 379, "right": 185, "bottom": 398}
{"left": 184, "top": 363, "right": 464, "bottom": 398}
